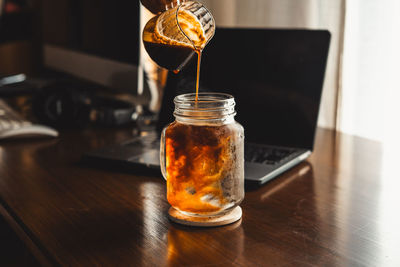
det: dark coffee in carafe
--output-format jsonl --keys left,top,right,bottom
{"left": 142, "top": 1, "right": 213, "bottom": 72}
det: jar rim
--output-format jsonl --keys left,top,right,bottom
{"left": 173, "top": 92, "right": 236, "bottom": 123}
{"left": 174, "top": 92, "right": 235, "bottom": 105}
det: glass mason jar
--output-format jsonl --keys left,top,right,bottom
{"left": 160, "top": 93, "right": 244, "bottom": 217}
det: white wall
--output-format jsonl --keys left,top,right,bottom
{"left": 341, "top": 0, "right": 400, "bottom": 142}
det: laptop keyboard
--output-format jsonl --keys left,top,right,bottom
{"left": 123, "top": 135, "right": 296, "bottom": 166}
{"left": 245, "top": 144, "right": 296, "bottom": 165}
{"left": 123, "top": 131, "right": 160, "bottom": 148}
{"left": 0, "top": 99, "right": 58, "bottom": 139}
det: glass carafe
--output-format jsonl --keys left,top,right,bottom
{"left": 142, "top": 1, "right": 215, "bottom": 71}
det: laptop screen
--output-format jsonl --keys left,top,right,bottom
{"left": 159, "top": 28, "right": 331, "bottom": 150}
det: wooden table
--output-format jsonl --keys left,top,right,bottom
{"left": 0, "top": 127, "right": 399, "bottom": 266}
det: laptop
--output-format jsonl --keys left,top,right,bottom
{"left": 84, "top": 28, "right": 331, "bottom": 184}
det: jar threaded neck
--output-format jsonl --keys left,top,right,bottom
{"left": 173, "top": 93, "right": 236, "bottom": 124}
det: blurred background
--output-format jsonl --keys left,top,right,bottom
{"left": 1, "top": 0, "right": 398, "bottom": 144}
{"left": 0, "top": 0, "right": 35, "bottom": 75}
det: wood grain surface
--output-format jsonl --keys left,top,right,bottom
{"left": 0, "top": 127, "right": 398, "bottom": 266}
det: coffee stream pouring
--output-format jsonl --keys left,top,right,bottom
{"left": 141, "top": 0, "right": 215, "bottom": 72}
{"left": 142, "top": 1, "right": 244, "bottom": 226}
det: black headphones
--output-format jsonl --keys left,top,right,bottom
{"left": 32, "top": 82, "right": 136, "bottom": 128}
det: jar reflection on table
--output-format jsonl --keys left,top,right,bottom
{"left": 167, "top": 220, "right": 244, "bottom": 265}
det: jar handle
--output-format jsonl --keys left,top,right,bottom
{"left": 160, "top": 127, "right": 167, "bottom": 180}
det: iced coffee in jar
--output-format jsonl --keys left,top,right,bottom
{"left": 160, "top": 93, "right": 244, "bottom": 220}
